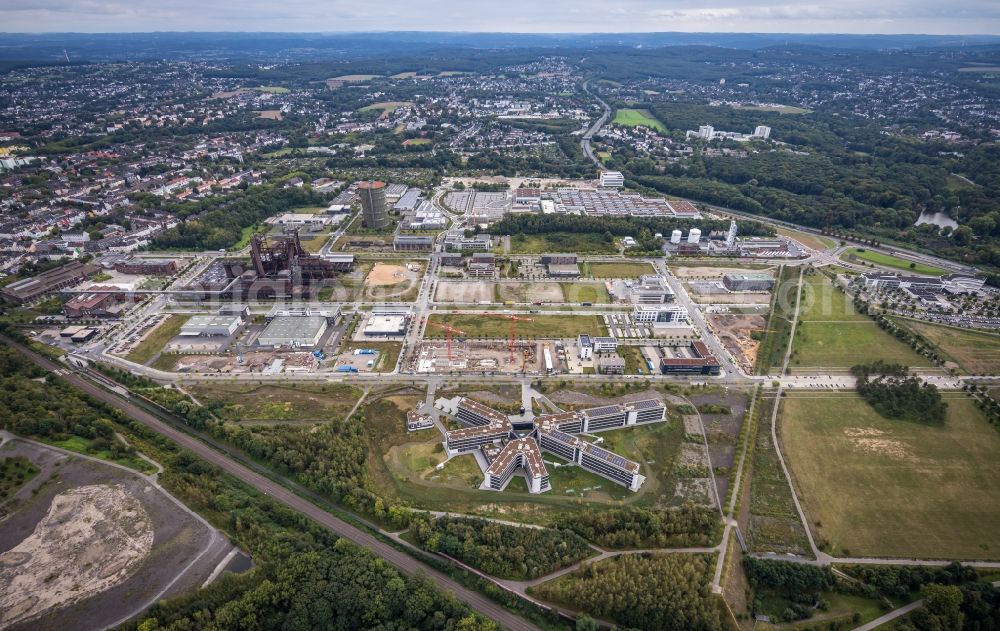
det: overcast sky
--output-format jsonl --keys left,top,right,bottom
{"left": 1, "top": 0, "right": 998, "bottom": 34}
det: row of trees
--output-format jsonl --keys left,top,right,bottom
{"left": 851, "top": 362, "right": 948, "bottom": 424}
{"left": 411, "top": 515, "right": 593, "bottom": 580}
{"left": 552, "top": 503, "right": 719, "bottom": 549}
{"left": 530, "top": 553, "right": 722, "bottom": 631}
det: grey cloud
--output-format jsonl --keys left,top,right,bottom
{"left": 0, "top": 0, "right": 997, "bottom": 33}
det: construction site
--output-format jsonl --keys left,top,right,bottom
{"left": 410, "top": 339, "right": 542, "bottom": 374}
{"left": 706, "top": 313, "right": 767, "bottom": 374}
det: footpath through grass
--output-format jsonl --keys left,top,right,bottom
{"left": 780, "top": 391, "right": 1000, "bottom": 559}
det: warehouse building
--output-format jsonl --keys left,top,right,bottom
{"left": 393, "top": 235, "right": 434, "bottom": 251}
{"left": 1, "top": 261, "right": 98, "bottom": 304}
{"left": 363, "top": 306, "right": 411, "bottom": 337}
{"left": 265, "top": 303, "right": 342, "bottom": 324}
{"left": 257, "top": 315, "right": 327, "bottom": 348}
{"left": 180, "top": 315, "right": 242, "bottom": 337}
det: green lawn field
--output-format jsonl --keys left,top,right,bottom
{"left": 791, "top": 273, "right": 932, "bottom": 369}
{"left": 582, "top": 261, "right": 654, "bottom": 279}
{"left": 562, "top": 283, "right": 611, "bottom": 304}
{"left": 841, "top": 248, "right": 948, "bottom": 275}
{"left": 780, "top": 392, "right": 1000, "bottom": 559}
{"left": 126, "top": 315, "right": 189, "bottom": 365}
{"left": 893, "top": 318, "right": 1000, "bottom": 375}
{"left": 188, "top": 383, "right": 362, "bottom": 422}
{"left": 612, "top": 108, "right": 668, "bottom": 132}
{"left": 509, "top": 232, "right": 616, "bottom": 254}
{"left": 426, "top": 313, "right": 607, "bottom": 339}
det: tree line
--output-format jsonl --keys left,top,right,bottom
{"left": 552, "top": 503, "right": 719, "bottom": 549}
{"left": 412, "top": 515, "right": 593, "bottom": 580}
{"left": 530, "top": 553, "right": 722, "bottom": 631}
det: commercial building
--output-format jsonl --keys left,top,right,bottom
{"left": 63, "top": 289, "right": 131, "bottom": 319}
{"left": 633, "top": 305, "right": 688, "bottom": 324}
{"left": 599, "top": 171, "right": 625, "bottom": 188}
{"left": 358, "top": 180, "right": 390, "bottom": 229}
{"left": 1, "top": 262, "right": 98, "bottom": 304}
{"left": 393, "top": 235, "right": 434, "bottom": 251}
{"left": 553, "top": 189, "right": 700, "bottom": 219}
{"left": 363, "top": 315, "right": 410, "bottom": 337}
{"left": 514, "top": 188, "right": 541, "bottom": 204}
{"left": 257, "top": 315, "right": 328, "bottom": 348}
{"left": 540, "top": 253, "right": 577, "bottom": 265}
{"left": 467, "top": 262, "right": 496, "bottom": 278}
{"left": 445, "top": 419, "right": 512, "bottom": 454}
{"left": 578, "top": 334, "right": 593, "bottom": 359}
{"left": 268, "top": 213, "right": 331, "bottom": 232}
{"left": 861, "top": 272, "right": 984, "bottom": 296}
{"left": 444, "top": 233, "right": 493, "bottom": 252}
{"left": 629, "top": 275, "right": 675, "bottom": 304}
{"left": 114, "top": 257, "right": 177, "bottom": 276}
{"left": 180, "top": 315, "right": 243, "bottom": 337}
{"left": 591, "top": 336, "right": 619, "bottom": 353}
{"left": 660, "top": 341, "right": 721, "bottom": 375}
{"left": 455, "top": 397, "right": 510, "bottom": 427}
{"left": 722, "top": 273, "right": 775, "bottom": 292}
{"left": 485, "top": 438, "right": 550, "bottom": 494}
{"left": 597, "top": 355, "right": 625, "bottom": 375}
{"left": 547, "top": 263, "right": 581, "bottom": 278}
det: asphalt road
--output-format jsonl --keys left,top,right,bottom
{"left": 5, "top": 336, "right": 539, "bottom": 631}
{"left": 581, "top": 80, "right": 610, "bottom": 165}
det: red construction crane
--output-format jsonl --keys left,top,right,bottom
{"left": 427, "top": 321, "right": 465, "bottom": 362}
{"left": 483, "top": 313, "right": 534, "bottom": 364}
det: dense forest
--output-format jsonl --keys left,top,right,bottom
{"left": 95, "top": 364, "right": 410, "bottom": 527}
{"left": 0, "top": 342, "right": 495, "bottom": 630}
{"left": 530, "top": 553, "right": 721, "bottom": 631}
{"left": 620, "top": 99, "right": 1000, "bottom": 270}
{"left": 850, "top": 362, "right": 948, "bottom": 424}
{"left": 411, "top": 516, "right": 593, "bottom": 580}
{"left": 152, "top": 185, "right": 329, "bottom": 251}
{"left": 552, "top": 504, "right": 719, "bottom": 549}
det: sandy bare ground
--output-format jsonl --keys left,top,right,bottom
{"left": 672, "top": 266, "right": 774, "bottom": 279}
{"left": 496, "top": 282, "right": 563, "bottom": 303}
{"left": 0, "top": 438, "right": 241, "bottom": 631}
{"left": 435, "top": 281, "right": 493, "bottom": 303}
{"left": 366, "top": 263, "right": 413, "bottom": 286}
{"left": 0, "top": 484, "right": 153, "bottom": 628}
{"left": 691, "top": 292, "right": 771, "bottom": 304}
